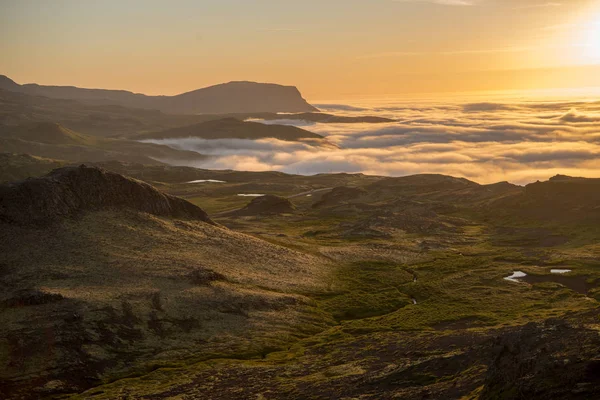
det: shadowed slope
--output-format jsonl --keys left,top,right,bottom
{"left": 0, "top": 165, "right": 215, "bottom": 225}
{"left": 0, "top": 166, "right": 332, "bottom": 399}
{"left": 0, "top": 122, "right": 207, "bottom": 165}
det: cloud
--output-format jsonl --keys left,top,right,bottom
{"left": 463, "top": 102, "right": 520, "bottom": 112}
{"left": 312, "top": 104, "right": 371, "bottom": 112}
{"left": 392, "top": 0, "right": 475, "bottom": 5}
{"left": 152, "top": 98, "right": 600, "bottom": 185}
{"left": 559, "top": 109, "right": 600, "bottom": 123}
{"left": 513, "top": 2, "right": 561, "bottom": 9}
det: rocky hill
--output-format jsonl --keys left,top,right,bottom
{"left": 0, "top": 165, "right": 331, "bottom": 399}
{"left": 0, "top": 75, "right": 317, "bottom": 114}
{"left": 491, "top": 174, "right": 600, "bottom": 221}
{"left": 0, "top": 165, "right": 215, "bottom": 225}
{"left": 235, "top": 195, "right": 296, "bottom": 216}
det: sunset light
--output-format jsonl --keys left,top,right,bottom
{"left": 2, "top": 2, "right": 600, "bottom": 398}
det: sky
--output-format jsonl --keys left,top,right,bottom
{"left": 1, "top": 0, "right": 600, "bottom": 98}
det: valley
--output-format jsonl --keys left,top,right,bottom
{"left": 1, "top": 155, "right": 599, "bottom": 399}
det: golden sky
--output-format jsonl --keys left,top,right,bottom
{"left": 1, "top": 0, "right": 600, "bottom": 98}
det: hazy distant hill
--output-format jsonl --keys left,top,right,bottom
{"left": 0, "top": 75, "right": 318, "bottom": 114}
{"left": 0, "top": 122, "right": 206, "bottom": 165}
{"left": 136, "top": 117, "right": 331, "bottom": 144}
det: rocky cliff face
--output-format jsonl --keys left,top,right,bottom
{"left": 0, "top": 165, "right": 215, "bottom": 225}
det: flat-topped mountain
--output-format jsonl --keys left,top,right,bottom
{"left": 0, "top": 165, "right": 215, "bottom": 225}
{"left": 0, "top": 75, "right": 317, "bottom": 114}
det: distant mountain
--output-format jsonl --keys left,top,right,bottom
{"left": 136, "top": 117, "right": 335, "bottom": 146}
{"left": 0, "top": 75, "right": 318, "bottom": 114}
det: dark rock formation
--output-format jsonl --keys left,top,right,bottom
{"left": 0, "top": 165, "right": 215, "bottom": 225}
{"left": 236, "top": 195, "right": 295, "bottom": 216}
{"left": 480, "top": 316, "right": 600, "bottom": 399}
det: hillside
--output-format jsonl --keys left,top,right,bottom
{"left": 0, "top": 153, "right": 65, "bottom": 183}
{"left": 0, "top": 166, "right": 332, "bottom": 399}
{"left": 0, "top": 165, "right": 216, "bottom": 225}
{"left": 136, "top": 117, "right": 329, "bottom": 144}
{"left": 0, "top": 122, "right": 206, "bottom": 165}
{"left": 490, "top": 174, "right": 600, "bottom": 223}
{"left": 0, "top": 75, "right": 317, "bottom": 114}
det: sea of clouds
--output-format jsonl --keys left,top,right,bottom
{"left": 148, "top": 95, "right": 600, "bottom": 185}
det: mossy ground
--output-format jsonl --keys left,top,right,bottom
{"left": 60, "top": 197, "right": 599, "bottom": 399}
{"left": 3, "top": 165, "right": 599, "bottom": 399}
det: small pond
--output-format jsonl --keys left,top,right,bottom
{"left": 186, "top": 179, "right": 226, "bottom": 183}
{"left": 504, "top": 269, "right": 598, "bottom": 294}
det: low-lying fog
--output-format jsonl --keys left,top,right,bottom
{"left": 147, "top": 92, "right": 600, "bottom": 185}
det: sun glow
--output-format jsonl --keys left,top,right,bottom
{"left": 578, "top": 16, "right": 600, "bottom": 63}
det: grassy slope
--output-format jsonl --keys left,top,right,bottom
{"left": 0, "top": 123, "right": 206, "bottom": 165}
{"left": 1, "top": 157, "right": 599, "bottom": 399}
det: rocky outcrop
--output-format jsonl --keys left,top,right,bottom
{"left": 236, "top": 195, "right": 296, "bottom": 216}
{"left": 481, "top": 316, "right": 600, "bottom": 399}
{"left": 0, "top": 165, "right": 215, "bottom": 225}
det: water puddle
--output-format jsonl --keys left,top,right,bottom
{"left": 187, "top": 179, "right": 226, "bottom": 184}
{"left": 504, "top": 269, "right": 597, "bottom": 294}
{"left": 237, "top": 194, "right": 265, "bottom": 197}
{"left": 504, "top": 271, "right": 527, "bottom": 282}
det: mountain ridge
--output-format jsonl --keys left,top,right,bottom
{"left": 0, "top": 75, "right": 318, "bottom": 115}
